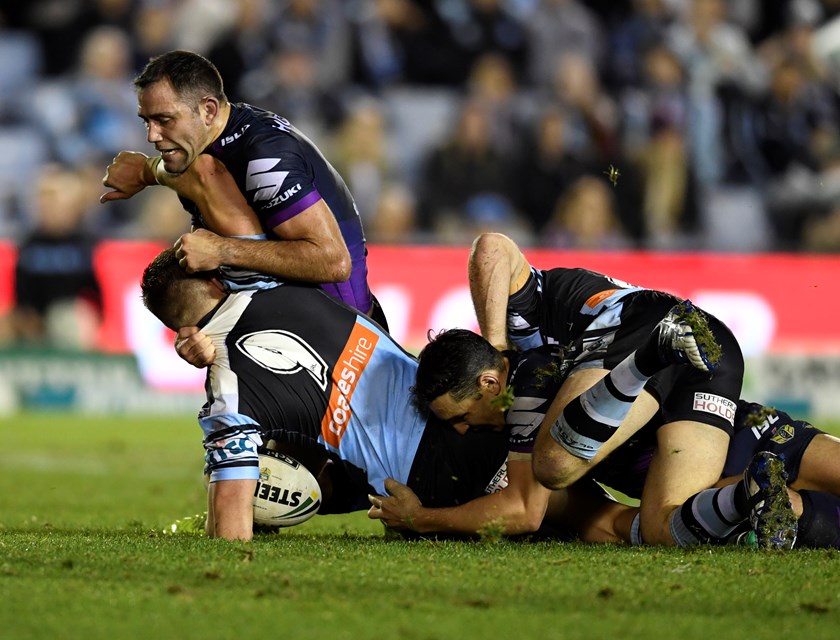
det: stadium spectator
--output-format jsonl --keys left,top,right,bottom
{"left": 366, "top": 183, "right": 420, "bottom": 244}
{"left": 621, "top": 41, "right": 702, "bottom": 247}
{"left": 526, "top": 0, "right": 606, "bottom": 88}
{"left": 511, "top": 107, "right": 590, "bottom": 234}
{"left": 130, "top": 2, "right": 177, "bottom": 69}
{"left": 347, "top": 0, "right": 461, "bottom": 88}
{"left": 10, "top": 164, "right": 101, "bottom": 349}
{"left": 465, "top": 51, "right": 531, "bottom": 155}
{"left": 329, "top": 98, "right": 392, "bottom": 225}
{"left": 666, "top": 0, "right": 768, "bottom": 187}
{"left": 440, "top": 0, "right": 531, "bottom": 85}
{"left": 606, "top": 0, "right": 674, "bottom": 89}
{"left": 205, "top": 0, "right": 275, "bottom": 103}
{"left": 415, "top": 97, "right": 521, "bottom": 241}
{"left": 271, "top": 0, "right": 351, "bottom": 90}
{"left": 29, "top": 25, "right": 147, "bottom": 169}
{"left": 542, "top": 51, "right": 621, "bottom": 163}
{"left": 541, "top": 175, "right": 633, "bottom": 249}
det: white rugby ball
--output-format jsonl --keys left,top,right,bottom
{"left": 253, "top": 450, "right": 322, "bottom": 527}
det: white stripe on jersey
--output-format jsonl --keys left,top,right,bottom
{"left": 508, "top": 396, "right": 546, "bottom": 442}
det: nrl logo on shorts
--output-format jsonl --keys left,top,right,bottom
{"left": 770, "top": 423, "right": 795, "bottom": 444}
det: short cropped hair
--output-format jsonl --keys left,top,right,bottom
{"left": 134, "top": 49, "right": 227, "bottom": 106}
{"left": 140, "top": 247, "right": 215, "bottom": 331}
{"left": 412, "top": 329, "right": 505, "bottom": 408}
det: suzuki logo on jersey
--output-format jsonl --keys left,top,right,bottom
{"left": 245, "top": 158, "right": 290, "bottom": 202}
{"left": 220, "top": 123, "right": 250, "bottom": 146}
{"left": 321, "top": 322, "right": 379, "bottom": 448}
{"left": 266, "top": 182, "right": 302, "bottom": 208}
{"left": 236, "top": 330, "right": 328, "bottom": 390}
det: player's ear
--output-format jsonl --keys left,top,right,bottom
{"left": 202, "top": 96, "right": 220, "bottom": 124}
{"left": 479, "top": 372, "right": 502, "bottom": 395}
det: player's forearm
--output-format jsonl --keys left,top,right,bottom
{"left": 217, "top": 236, "right": 351, "bottom": 283}
{"left": 409, "top": 494, "right": 542, "bottom": 537}
{"left": 208, "top": 479, "right": 257, "bottom": 540}
{"left": 469, "top": 233, "right": 521, "bottom": 349}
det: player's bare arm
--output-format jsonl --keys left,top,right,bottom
{"left": 469, "top": 233, "right": 532, "bottom": 350}
{"left": 368, "top": 456, "right": 552, "bottom": 536}
{"left": 99, "top": 150, "right": 159, "bottom": 203}
{"left": 162, "top": 154, "right": 264, "bottom": 236}
{"left": 207, "top": 478, "right": 258, "bottom": 541}
{"left": 175, "top": 201, "right": 351, "bottom": 282}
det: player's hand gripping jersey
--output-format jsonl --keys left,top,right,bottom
{"left": 181, "top": 103, "right": 373, "bottom": 312}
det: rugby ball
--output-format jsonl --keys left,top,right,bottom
{"left": 253, "top": 450, "right": 322, "bottom": 527}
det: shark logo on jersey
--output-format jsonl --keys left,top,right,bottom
{"left": 236, "top": 330, "right": 328, "bottom": 390}
{"left": 245, "top": 159, "right": 290, "bottom": 202}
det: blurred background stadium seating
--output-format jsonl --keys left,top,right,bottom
{"left": 2, "top": 0, "right": 840, "bottom": 416}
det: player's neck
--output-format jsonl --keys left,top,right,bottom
{"left": 207, "top": 101, "right": 231, "bottom": 146}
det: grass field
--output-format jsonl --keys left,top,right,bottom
{"left": 2, "top": 413, "right": 839, "bottom": 640}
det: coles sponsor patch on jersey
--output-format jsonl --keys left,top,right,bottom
{"left": 692, "top": 392, "right": 736, "bottom": 425}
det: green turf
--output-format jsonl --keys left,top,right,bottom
{"left": 2, "top": 413, "right": 840, "bottom": 640}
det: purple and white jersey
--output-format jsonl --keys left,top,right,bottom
{"left": 180, "top": 103, "right": 374, "bottom": 313}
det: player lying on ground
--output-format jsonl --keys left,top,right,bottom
{"left": 464, "top": 231, "right": 746, "bottom": 546}
{"left": 142, "top": 249, "right": 641, "bottom": 543}
{"left": 370, "top": 329, "right": 839, "bottom": 549}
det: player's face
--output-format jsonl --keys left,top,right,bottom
{"left": 137, "top": 80, "right": 213, "bottom": 174}
{"left": 430, "top": 390, "right": 506, "bottom": 435}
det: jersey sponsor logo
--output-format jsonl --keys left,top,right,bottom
{"left": 749, "top": 411, "right": 780, "bottom": 440}
{"left": 485, "top": 462, "right": 509, "bottom": 494}
{"left": 692, "top": 392, "right": 736, "bottom": 425}
{"left": 584, "top": 289, "right": 620, "bottom": 308}
{"left": 220, "top": 123, "right": 250, "bottom": 146}
{"left": 266, "top": 182, "right": 302, "bottom": 208}
{"left": 236, "top": 330, "right": 329, "bottom": 390}
{"left": 321, "top": 322, "right": 379, "bottom": 448}
{"left": 245, "top": 158, "right": 290, "bottom": 202}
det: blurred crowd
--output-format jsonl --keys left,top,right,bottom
{"left": 4, "top": 0, "right": 840, "bottom": 347}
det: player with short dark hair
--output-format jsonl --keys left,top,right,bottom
{"left": 103, "top": 49, "right": 386, "bottom": 366}
{"left": 372, "top": 328, "right": 840, "bottom": 549}
{"left": 141, "top": 248, "right": 508, "bottom": 540}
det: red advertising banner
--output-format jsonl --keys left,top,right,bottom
{"left": 3, "top": 240, "right": 840, "bottom": 390}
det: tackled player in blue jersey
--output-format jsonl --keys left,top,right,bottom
{"left": 140, "top": 248, "right": 508, "bottom": 540}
